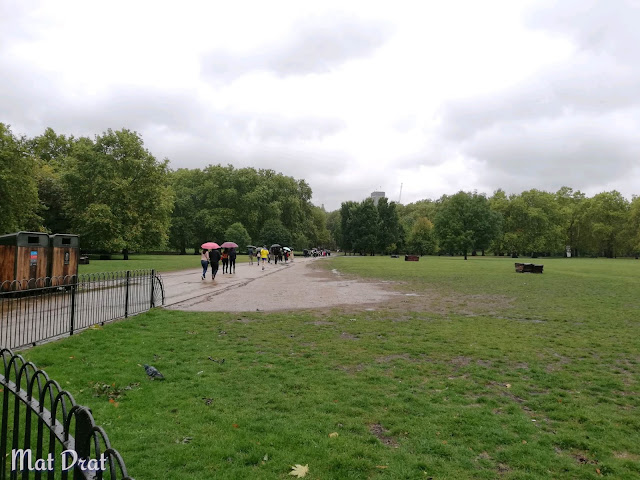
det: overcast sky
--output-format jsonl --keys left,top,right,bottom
{"left": 2, "top": 0, "right": 639, "bottom": 210}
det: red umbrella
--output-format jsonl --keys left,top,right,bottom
{"left": 221, "top": 241, "right": 238, "bottom": 248}
{"left": 201, "top": 242, "right": 220, "bottom": 249}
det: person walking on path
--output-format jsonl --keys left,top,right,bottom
{"left": 221, "top": 248, "right": 229, "bottom": 274}
{"left": 200, "top": 249, "right": 210, "bottom": 280}
{"left": 209, "top": 248, "right": 221, "bottom": 280}
{"left": 229, "top": 247, "right": 237, "bottom": 274}
{"left": 248, "top": 247, "right": 254, "bottom": 266}
{"left": 260, "top": 246, "right": 268, "bottom": 270}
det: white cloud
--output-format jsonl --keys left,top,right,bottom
{"left": 1, "top": 0, "right": 639, "bottom": 210}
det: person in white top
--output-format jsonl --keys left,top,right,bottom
{"left": 200, "top": 249, "right": 210, "bottom": 280}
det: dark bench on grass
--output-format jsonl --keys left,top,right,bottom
{"left": 79, "top": 255, "right": 90, "bottom": 264}
{"left": 515, "top": 263, "right": 543, "bottom": 273}
{"left": 405, "top": 255, "right": 419, "bottom": 261}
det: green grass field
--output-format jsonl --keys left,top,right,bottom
{"left": 78, "top": 254, "right": 250, "bottom": 274}
{"left": 20, "top": 256, "right": 640, "bottom": 479}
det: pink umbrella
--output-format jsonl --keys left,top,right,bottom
{"left": 220, "top": 241, "right": 238, "bottom": 248}
{"left": 201, "top": 242, "right": 220, "bottom": 249}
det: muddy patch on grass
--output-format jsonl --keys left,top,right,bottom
{"left": 336, "top": 364, "right": 365, "bottom": 374}
{"left": 306, "top": 320, "right": 335, "bottom": 326}
{"left": 614, "top": 451, "right": 640, "bottom": 460}
{"left": 450, "top": 356, "right": 472, "bottom": 368}
{"left": 368, "top": 423, "right": 399, "bottom": 448}
{"left": 375, "top": 354, "right": 414, "bottom": 363}
{"left": 340, "top": 332, "right": 360, "bottom": 340}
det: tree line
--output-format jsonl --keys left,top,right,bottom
{"left": 334, "top": 188, "right": 640, "bottom": 258}
{"left": 2, "top": 123, "right": 639, "bottom": 258}
{"left": 0, "top": 124, "right": 329, "bottom": 257}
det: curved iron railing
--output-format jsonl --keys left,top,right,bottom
{"left": 0, "top": 348, "right": 133, "bottom": 479}
{"left": 0, "top": 271, "right": 165, "bottom": 350}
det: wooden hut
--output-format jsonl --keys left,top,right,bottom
{"left": 0, "top": 232, "right": 50, "bottom": 286}
{"left": 48, "top": 234, "right": 79, "bottom": 281}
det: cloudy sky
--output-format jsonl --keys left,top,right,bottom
{"left": 2, "top": 0, "right": 639, "bottom": 210}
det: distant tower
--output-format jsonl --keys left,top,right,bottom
{"left": 370, "top": 191, "right": 386, "bottom": 206}
{"left": 398, "top": 183, "right": 403, "bottom": 203}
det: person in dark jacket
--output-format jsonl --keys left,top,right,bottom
{"left": 229, "top": 247, "right": 237, "bottom": 274}
{"left": 221, "top": 248, "right": 229, "bottom": 274}
{"left": 209, "top": 248, "right": 221, "bottom": 280}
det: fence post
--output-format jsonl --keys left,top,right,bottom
{"left": 150, "top": 269, "right": 155, "bottom": 309}
{"left": 73, "top": 407, "right": 93, "bottom": 480}
{"left": 70, "top": 276, "right": 77, "bottom": 336}
{"left": 125, "top": 270, "right": 130, "bottom": 318}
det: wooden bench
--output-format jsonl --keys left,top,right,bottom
{"left": 515, "top": 263, "right": 543, "bottom": 273}
{"left": 79, "top": 256, "right": 90, "bottom": 265}
{"left": 405, "top": 255, "right": 419, "bottom": 262}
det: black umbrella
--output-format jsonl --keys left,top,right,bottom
{"left": 270, "top": 244, "right": 281, "bottom": 249}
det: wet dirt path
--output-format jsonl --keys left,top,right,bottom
{"left": 163, "top": 256, "right": 400, "bottom": 312}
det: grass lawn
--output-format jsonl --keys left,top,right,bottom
{"left": 78, "top": 254, "right": 250, "bottom": 275}
{"left": 19, "top": 256, "right": 640, "bottom": 479}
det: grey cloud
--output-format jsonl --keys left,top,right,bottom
{"left": 468, "top": 114, "right": 640, "bottom": 187}
{"left": 226, "top": 114, "right": 346, "bottom": 142}
{"left": 434, "top": 1, "right": 640, "bottom": 194}
{"left": 202, "top": 13, "right": 393, "bottom": 79}
{"left": 525, "top": 0, "right": 640, "bottom": 60}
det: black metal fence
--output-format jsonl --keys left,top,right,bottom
{"left": 0, "top": 348, "right": 133, "bottom": 479}
{"left": 0, "top": 271, "right": 164, "bottom": 350}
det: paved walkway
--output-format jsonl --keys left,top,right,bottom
{"left": 163, "top": 256, "right": 398, "bottom": 312}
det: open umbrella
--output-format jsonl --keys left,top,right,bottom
{"left": 270, "top": 244, "right": 281, "bottom": 249}
{"left": 201, "top": 242, "right": 220, "bottom": 249}
{"left": 221, "top": 241, "right": 238, "bottom": 248}
{"left": 283, "top": 247, "right": 291, "bottom": 251}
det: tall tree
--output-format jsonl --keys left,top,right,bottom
{"left": 555, "top": 186, "right": 587, "bottom": 257}
{"left": 407, "top": 217, "right": 436, "bottom": 255}
{"left": 224, "top": 222, "right": 252, "bottom": 250}
{"left": 377, "top": 198, "right": 401, "bottom": 254}
{"left": 27, "top": 128, "right": 75, "bottom": 233}
{"left": 434, "top": 191, "right": 501, "bottom": 260}
{"left": 0, "top": 124, "right": 41, "bottom": 233}
{"left": 351, "top": 199, "right": 379, "bottom": 255}
{"left": 63, "top": 129, "right": 174, "bottom": 257}
{"left": 580, "top": 191, "right": 629, "bottom": 258}
{"left": 259, "top": 219, "right": 292, "bottom": 247}
{"left": 339, "top": 201, "right": 358, "bottom": 254}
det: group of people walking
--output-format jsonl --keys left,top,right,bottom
{"left": 200, "top": 247, "right": 236, "bottom": 280}
{"left": 200, "top": 245, "right": 295, "bottom": 280}
{"left": 248, "top": 246, "right": 293, "bottom": 269}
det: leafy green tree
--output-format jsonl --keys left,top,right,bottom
{"left": 500, "top": 190, "right": 563, "bottom": 256}
{"left": 224, "top": 222, "right": 252, "bottom": 250}
{"left": 27, "top": 128, "right": 75, "bottom": 234}
{"left": 555, "top": 186, "right": 587, "bottom": 257}
{"left": 325, "top": 210, "right": 341, "bottom": 249}
{"left": 580, "top": 191, "right": 629, "bottom": 257}
{"left": 258, "top": 219, "right": 291, "bottom": 247}
{"left": 0, "top": 123, "right": 41, "bottom": 233}
{"left": 339, "top": 201, "right": 358, "bottom": 254}
{"left": 168, "top": 168, "right": 204, "bottom": 254}
{"left": 628, "top": 196, "right": 640, "bottom": 256}
{"left": 63, "top": 129, "right": 174, "bottom": 257}
{"left": 351, "top": 199, "right": 379, "bottom": 255}
{"left": 407, "top": 217, "right": 436, "bottom": 255}
{"left": 377, "top": 198, "right": 401, "bottom": 254}
{"left": 434, "top": 191, "right": 501, "bottom": 260}
{"left": 292, "top": 232, "right": 310, "bottom": 251}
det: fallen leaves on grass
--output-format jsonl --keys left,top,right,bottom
{"left": 289, "top": 464, "right": 309, "bottom": 478}
{"left": 329, "top": 432, "right": 339, "bottom": 438}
